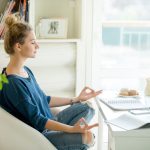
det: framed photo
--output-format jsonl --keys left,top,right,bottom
{"left": 38, "top": 18, "right": 68, "bottom": 39}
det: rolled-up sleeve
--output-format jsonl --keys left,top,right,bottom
{"left": 16, "top": 100, "right": 48, "bottom": 131}
{"left": 46, "top": 96, "right": 51, "bottom": 104}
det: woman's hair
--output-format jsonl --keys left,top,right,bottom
{"left": 4, "top": 14, "right": 32, "bottom": 55}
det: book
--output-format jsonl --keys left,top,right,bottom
{"left": 0, "top": 0, "right": 30, "bottom": 38}
{"left": 0, "top": 0, "right": 16, "bottom": 37}
{"left": 106, "top": 113, "right": 150, "bottom": 130}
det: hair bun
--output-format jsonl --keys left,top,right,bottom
{"left": 5, "top": 14, "right": 18, "bottom": 29}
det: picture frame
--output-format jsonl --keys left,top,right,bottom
{"left": 38, "top": 18, "right": 68, "bottom": 39}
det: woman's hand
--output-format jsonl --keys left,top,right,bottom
{"left": 71, "top": 118, "right": 99, "bottom": 133}
{"left": 75, "top": 87, "right": 102, "bottom": 103}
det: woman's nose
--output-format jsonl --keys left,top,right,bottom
{"left": 36, "top": 42, "right": 39, "bottom": 49}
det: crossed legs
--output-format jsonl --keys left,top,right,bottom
{"left": 43, "top": 102, "right": 96, "bottom": 149}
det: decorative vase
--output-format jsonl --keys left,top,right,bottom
{"left": 145, "top": 78, "right": 150, "bottom": 96}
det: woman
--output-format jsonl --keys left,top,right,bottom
{"left": 0, "top": 15, "right": 101, "bottom": 150}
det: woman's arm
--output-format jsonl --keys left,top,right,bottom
{"left": 45, "top": 119, "right": 73, "bottom": 133}
{"left": 49, "top": 87, "right": 102, "bottom": 107}
{"left": 45, "top": 118, "right": 98, "bottom": 133}
{"left": 49, "top": 97, "right": 78, "bottom": 107}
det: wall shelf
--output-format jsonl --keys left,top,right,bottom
{"left": 0, "top": 39, "right": 80, "bottom": 44}
{"left": 0, "top": 0, "right": 85, "bottom": 97}
{"left": 36, "top": 39, "right": 80, "bottom": 43}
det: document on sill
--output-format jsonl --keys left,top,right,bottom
{"left": 105, "top": 113, "right": 150, "bottom": 130}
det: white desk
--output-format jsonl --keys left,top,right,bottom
{"left": 96, "top": 91, "right": 150, "bottom": 150}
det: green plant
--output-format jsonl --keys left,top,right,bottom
{"left": 0, "top": 73, "right": 8, "bottom": 90}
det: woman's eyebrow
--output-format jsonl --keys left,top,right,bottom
{"left": 30, "top": 39, "right": 36, "bottom": 42}
{"left": 30, "top": 39, "right": 36, "bottom": 41}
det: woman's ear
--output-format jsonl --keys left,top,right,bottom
{"left": 14, "top": 43, "right": 22, "bottom": 52}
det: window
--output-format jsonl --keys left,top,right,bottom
{"left": 103, "top": 0, "right": 150, "bottom": 21}
{"left": 93, "top": 0, "right": 150, "bottom": 91}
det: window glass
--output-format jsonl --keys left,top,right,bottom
{"left": 103, "top": 0, "right": 150, "bottom": 21}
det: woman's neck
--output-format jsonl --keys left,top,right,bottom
{"left": 6, "top": 56, "right": 28, "bottom": 78}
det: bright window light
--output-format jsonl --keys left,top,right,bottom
{"left": 93, "top": 0, "right": 150, "bottom": 92}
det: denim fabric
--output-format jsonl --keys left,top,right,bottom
{"left": 42, "top": 103, "right": 95, "bottom": 150}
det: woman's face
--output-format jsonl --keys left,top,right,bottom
{"left": 17, "top": 31, "right": 39, "bottom": 58}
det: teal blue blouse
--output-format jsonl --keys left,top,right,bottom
{"left": 0, "top": 67, "right": 53, "bottom": 132}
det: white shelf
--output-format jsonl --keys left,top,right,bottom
{"left": 0, "top": 39, "right": 80, "bottom": 44}
{"left": 37, "top": 39, "right": 80, "bottom": 43}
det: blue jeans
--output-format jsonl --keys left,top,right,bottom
{"left": 42, "top": 102, "right": 95, "bottom": 150}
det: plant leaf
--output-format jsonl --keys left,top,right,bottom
{"left": 0, "top": 82, "right": 3, "bottom": 90}
{"left": 0, "top": 74, "right": 2, "bottom": 82}
{"left": 1, "top": 74, "right": 8, "bottom": 83}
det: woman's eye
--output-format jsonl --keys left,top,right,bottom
{"left": 31, "top": 41, "right": 35, "bottom": 44}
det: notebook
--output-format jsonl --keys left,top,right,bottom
{"left": 99, "top": 97, "right": 150, "bottom": 111}
{"left": 106, "top": 113, "right": 150, "bottom": 130}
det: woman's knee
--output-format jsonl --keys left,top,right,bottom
{"left": 83, "top": 102, "right": 95, "bottom": 120}
{"left": 85, "top": 102, "right": 95, "bottom": 113}
{"left": 82, "top": 131, "right": 95, "bottom": 147}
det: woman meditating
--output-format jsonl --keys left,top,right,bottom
{"left": 0, "top": 15, "right": 101, "bottom": 150}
